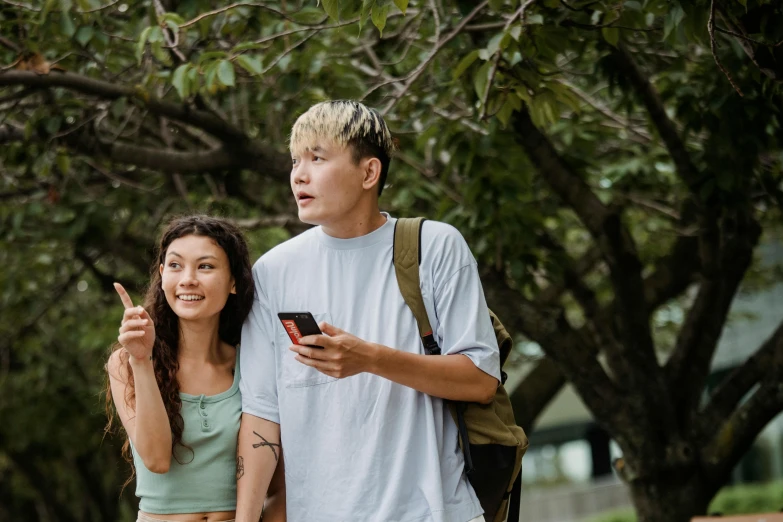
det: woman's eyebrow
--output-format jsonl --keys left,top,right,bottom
{"left": 166, "top": 252, "right": 219, "bottom": 261}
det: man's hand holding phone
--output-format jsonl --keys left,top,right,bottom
{"left": 283, "top": 315, "right": 381, "bottom": 379}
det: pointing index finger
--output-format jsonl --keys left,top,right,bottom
{"left": 113, "top": 282, "right": 135, "bottom": 310}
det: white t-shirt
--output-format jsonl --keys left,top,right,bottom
{"left": 240, "top": 214, "right": 500, "bottom": 522}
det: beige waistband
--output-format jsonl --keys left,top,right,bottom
{"left": 137, "top": 513, "right": 235, "bottom": 522}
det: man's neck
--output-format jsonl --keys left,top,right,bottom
{"left": 321, "top": 210, "right": 387, "bottom": 239}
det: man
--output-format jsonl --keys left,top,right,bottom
{"left": 237, "top": 100, "right": 500, "bottom": 522}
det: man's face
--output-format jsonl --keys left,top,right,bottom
{"left": 290, "top": 141, "right": 367, "bottom": 226}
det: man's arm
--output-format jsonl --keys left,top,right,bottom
{"left": 294, "top": 323, "right": 498, "bottom": 404}
{"left": 236, "top": 414, "right": 281, "bottom": 522}
{"left": 237, "top": 264, "right": 284, "bottom": 521}
{"left": 263, "top": 450, "right": 286, "bottom": 521}
{"left": 293, "top": 229, "right": 501, "bottom": 402}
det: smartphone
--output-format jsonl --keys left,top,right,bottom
{"left": 278, "top": 312, "right": 323, "bottom": 349}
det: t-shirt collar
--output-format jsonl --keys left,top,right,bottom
{"left": 315, "top": 212, "right": 395, "bottom": 250}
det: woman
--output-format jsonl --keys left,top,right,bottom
{"left": 105, "top": 215, "right": 285, "bottom": 522}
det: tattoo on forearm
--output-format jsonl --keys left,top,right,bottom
{"left": 252, "top": 431, "right": 281, "bottom": 462}
{"left": 236, "top": 455, "right": 245, "bottom": 480}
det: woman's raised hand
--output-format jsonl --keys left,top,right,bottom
{"left": 114, "top": 283, "right": 156, "bottom": 362}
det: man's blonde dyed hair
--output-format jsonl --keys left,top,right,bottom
{"left": 290, "top": 100, "right": 396, "bottom": 195}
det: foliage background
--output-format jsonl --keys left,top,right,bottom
{"left": 1, "top": 0, "right": 782, "bottom": 520}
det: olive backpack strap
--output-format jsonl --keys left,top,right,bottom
{"left": 393, "top": 217, "right": 440, "bottom": 355}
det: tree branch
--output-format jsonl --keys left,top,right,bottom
{"left": 179, "top": 2, "right": 327, "bottom": 28}
{"left": 608, "top": 44, "right": 704, "bottom": 192}
{"left": 0, "top": 74, "right": 291, "bottom": 177}
{"left": 510, "top": 357, "right": 567, "bottom": 432}
{"left": 698, "top": 318, "right": 783, "bottom": 443}
{"left": 643, "top": 234, "right": 701, "bottom": 309}
{"left": 511, "top": 107, "right": 671, "bottom": 427}
{"left": 714, "top": 2, "right": 783, "bottom": 82}
{"left": 377, "top": 1, "right": 490, "bottom": 115}
{"left": 701, "top": 373, "right": 783, "bottom": 488}
{"left": 666, "top": 212, "right": 761, "bottom": 428}
{"left": 481, "top": 270, "right": 629, "bottom": 435}
{"left": 708, "top": 0, "right": 744, "bottom": 96}
{"left": 0, "top": 70, "right": 246, "bottom": 142}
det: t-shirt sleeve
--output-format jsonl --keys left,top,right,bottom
{"left": 239, "top": 263, "right": 280, "bottom": 424}
{"left": 430, "top": 226, "right": 501, "bottom": 381}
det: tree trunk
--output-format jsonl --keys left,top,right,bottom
{"left": 630, "top": 473, "right": 712, "bottom": 522}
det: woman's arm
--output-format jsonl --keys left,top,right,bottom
{"left": 108, "top": 283, "right": 172, "bottom": 473}
{"left": 108, "top": 349, "right": 173, "bottom": 473}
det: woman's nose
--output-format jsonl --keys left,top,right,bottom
{"left": 179, "top": 269, "right": 199, "bottom": 286}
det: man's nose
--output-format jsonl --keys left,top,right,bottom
{"left": 292, "top": 161, "right": 309, "bottom": 185}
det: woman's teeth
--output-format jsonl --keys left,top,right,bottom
{"left": 178, "top": 295, "right": 204, "bottom": 301}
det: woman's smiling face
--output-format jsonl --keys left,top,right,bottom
{"left": 159, "top": 234, "right": 236, "bottom": 323}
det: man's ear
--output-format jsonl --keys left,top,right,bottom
{"left": 362, "top": 157, "right": 382, "bottom": 191}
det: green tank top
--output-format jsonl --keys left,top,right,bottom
{"left": 132, "top": 349, "right": 241, "bottom": 514}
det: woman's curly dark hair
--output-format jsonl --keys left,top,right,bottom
{"left": 104, "top": 214, "right": 254, "bottom": 483}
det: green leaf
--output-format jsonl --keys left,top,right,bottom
{"left": 371, "top": 3, "right": 390, "bottom": 35}
{"left": 171, "top": 64, "right": 191, "bottom": 99}
{"left": 663, "top": 4, "right": 685, "bottom": 41}
{"left": 74, "top": 25, "right": 94, "bottom": 47}
{"left": 150, "top": 41, "right": 171, "bottom": 65}
{"left": 602, "top": 27, "right": 620, "bottom": 47}
{"left": 452, "top": 50, "right": 479, "bottom": 80}
{"left": 147, "top": 27, "right": 164, "bottom": 43}
{"left": 231, "top": 42, "right": 264, "bottom": 52}
{"left": 496, "top": 94, "right": 522, "bottom": 128}
{"left": 60, "top": 12, "right": 76, "bottom": 37}
{"left": 393, "top": 0, "right": 408, "bottom": 14}
{"left": 205, "top": 62, "right": 218, "bottom": 93}
{"left": 44, "top": 116, "right": 62, "bottom": 135}
{"left": 527, "top": 14, "right": 544, "bottom": 25}
{"left": 110, "top": 97, "right": 127, "bottom": 119}
{"left": 198, "top": 51, "right": 229, "bottom": 64}
{"left": 136, "top": 26, "right": 152, "bottom": 63}
{"left": 624, "top": 0, "right": 642, "bottom": 10}
{"left": 359, "top": 0, "right": 374, "bottom": 32}
{"left": 486, "top": 31, "right": 506, "bottom": 56}
{"left": 161, "top": 12, "right": 185, "bottom": 25}
{"left": 217, "top": 59, "right": 236, "bottom": 87}
{"left": 39, "top": 0, "right": 55, "bottom": 24}
{"left": 322, "top": 0, "right": 340, "bottom": 20}
{"left": 56, "top": 153, "right": 70, "bottom": 175}
{"left": 473, "top": 61, "right": 492, "bottom": 99}
{"left": 489, "top": 0, "right": 504, "bottom": 11}
{"left": 236, "top": 55, "right": 263, "bottom": 75}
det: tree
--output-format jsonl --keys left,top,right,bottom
{"left": 1, "top": 1, "right": 782, "bottom": 521}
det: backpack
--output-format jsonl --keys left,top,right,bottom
{"left": 393, "top": 217, "right": 529, "bottom": 522}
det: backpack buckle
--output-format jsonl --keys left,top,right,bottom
{"left": 422, "top": 333, "right": 441, "bottom": 355}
